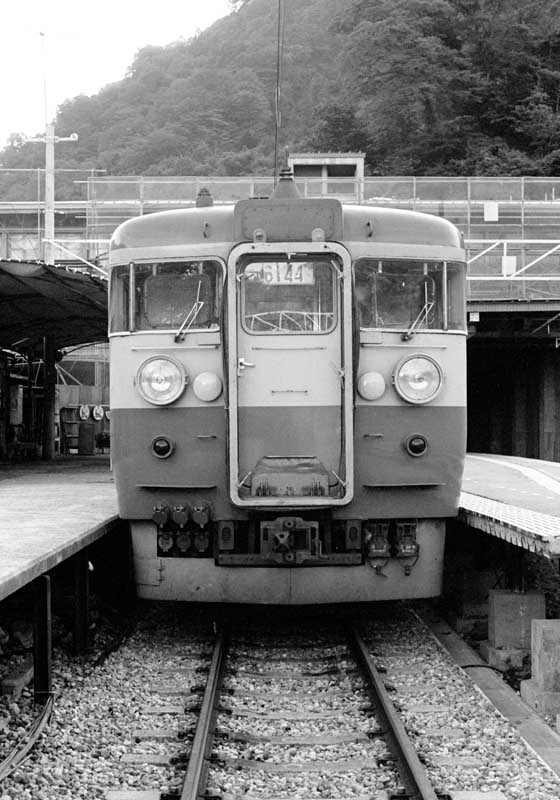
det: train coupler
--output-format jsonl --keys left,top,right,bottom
{"left": 216, "top": 515, "right": 363, "bottom": 566}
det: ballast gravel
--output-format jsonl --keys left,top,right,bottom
{"left": 208, "top": 624, "right": 401, "bottom": 798}
{"left": 360, "top": 607, "right": 560, "bottom": 800}
{"left": 0, "top": 605, "right": 212, "bottom": 799}
{"left": 1, "top": 604, "right": 560, "bottom": 799}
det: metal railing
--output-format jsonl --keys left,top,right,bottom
{"left": 2, "top": 173, "right": 560, "bottom": 301}
{"left": 83, "top": 174, "right": 560, "bottom": 239}
{"left": 465, "top": 239, "right": 560, "bottom": 301}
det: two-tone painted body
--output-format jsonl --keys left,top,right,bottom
{"left": 109, "top": 188, "right": 466, "bottom": 604}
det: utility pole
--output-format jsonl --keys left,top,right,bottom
{"left": 27, "top": 126, "right": 78, "bottom": 264}
{"left": 27, "top": 33, "right": 78, "bottom": 263}
{"left": 23, "top": 126, "right": 77, "bottom": 460}
{"left": 45, "top": 125, "right": 55, "bottom": 266}
{"left": 44, "top": 125, "right": 78, "bottom": 264}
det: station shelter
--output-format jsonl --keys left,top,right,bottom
{"left": 0, "top": 260, "right": 107, "bottom": 460}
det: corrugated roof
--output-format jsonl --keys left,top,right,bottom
{"left": 0, "top": 260, "right": 107, "bottom": 352}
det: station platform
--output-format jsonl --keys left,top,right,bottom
{"left": 0, "top": 456, "right": 118, "bottom": 602}
{"left": 461, "top": 454, "right": 560, "bottom": 557}
{"left": 0, "top": 452, "right": 558, "bottom": 604}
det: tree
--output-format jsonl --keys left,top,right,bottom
{"left": 340, "top": 1, "right": 476, "bottom": 171}
{"left": 308, "top": 104, "right": 370, "bottom": 154}
{"left": 337, "top": 0, "right": 560, "bottom": 173}
{"left": 4, "top": 0, "right": 560, "bottom": 182}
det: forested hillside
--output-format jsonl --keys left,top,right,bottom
{"left": 2, "top": 0, "right": 560, "bottom": 190}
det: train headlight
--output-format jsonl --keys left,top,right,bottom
{"left": 136, "top": 356, "right": 187, "bottom": 405}
{"left": 393, "top": 355, "right": 443, "bottom": 404}
{"left": 193, "top": 371, "right": 223, "bottom": 402}
{"left": 357, "top": 371, "right": 386, "bottom": 401}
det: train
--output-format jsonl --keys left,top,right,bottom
{"left": 108, "top": 165, "right": 467, "bottom": 604}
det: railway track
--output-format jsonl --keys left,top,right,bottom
{"left": 123, "top": 614, "right": 447, "bottom": 800}
{"left": 0, "top": 694, "right": 54, "bottom": 782}
{"left": 8, "top": 603, "right": 560, "bottom": 799}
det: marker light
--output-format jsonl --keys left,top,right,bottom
{"left": 404, "top": 433, "right": 428, "bottom": 457}
{"left": 152, "top": 436, "right": 175, "bottom": 459}
{"left": 393, "top": 355, "right": 443, "bottom": 404}
{"left": 193, "top": 371, "right": 222, "bottom": 402}
{"left": 136, "top": 356, "right": 186, "bottom": 405}
{"left": 357, "top": 371, "right": 386, "bottom": 401}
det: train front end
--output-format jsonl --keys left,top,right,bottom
{"left": 108, "top": 183, "right": 466, "bottom": 604}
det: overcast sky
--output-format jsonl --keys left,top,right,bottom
{"left": 0, "top": 0, "right": 232, "bottom": 147}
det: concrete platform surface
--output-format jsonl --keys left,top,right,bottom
{"left": 0, "top": 456, "right": 117, "bottom": 602}
{"left": 0, "top": 451, "right": 558, "bottom": 599}
{"left": 464, "top": 454, "right": 560, "bottom": 518}
{"left": 461, "top": 454, "right": 560, "bottom": 556}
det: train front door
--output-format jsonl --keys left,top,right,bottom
{"left": 227, "top": 243, "right": 354, "bottom": 508}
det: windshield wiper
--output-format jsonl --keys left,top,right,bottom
{"left": 175, "top": 280, "right": 204, "bottom": 342}
{"left": 401, "top": 300, "right": 434, "bottom": 341}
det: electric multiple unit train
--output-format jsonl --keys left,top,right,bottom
{"left": 108, "top": 169, "right": 467, "bottom": 604}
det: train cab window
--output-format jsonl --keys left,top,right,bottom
{"left": 354, "top": 259, "right": 466, "bottom": 332}
{"left": 240, "top": 256, "right": 337, "bottom": 334}
{"left": 109, "top": 260, "right": 223, "bottom": 332}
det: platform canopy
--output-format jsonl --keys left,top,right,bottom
{"left": 0, "top": 260, "right": 108, "bottom": 353}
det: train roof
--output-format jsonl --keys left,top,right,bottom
{"left": 110, "top": 199, "right": 463, "bottom": 253}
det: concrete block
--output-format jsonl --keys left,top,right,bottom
{"left": 436, "top": 756, "right": 484, "bottom": 767}
{"left": 450, "top": 794, "right": 507, "bottom": 800}
{"left": 105, "top": 794, "right": 162, "bottom": 800}
{"left": 521, "top": 678, "right": 560, "bottom": 715}
{"left": 479, "top": 640, "right": 528, "bottom": 671}
{"left": 120, "top": 753, "right": 171, "bottom": 765}
{"left": 520, "top": 619, "right": 560, "bottom": 715}
{"left": 488, "top": 590, "right": 545, "bottom": 650}
{"left": 1, "top": 656, "right": 33, "bottom": 698}
{"left": 529, "top": 619, "right": 560, "bottom": 691}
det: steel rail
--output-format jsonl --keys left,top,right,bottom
{"left": 180, "top": 622, "right": 230, "bottom": 800}
{"left": 349, "top": 625, "right": 440, "bottom": 800}
{"left": 0, "top": 694, "right": 54, "bottom": 781}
